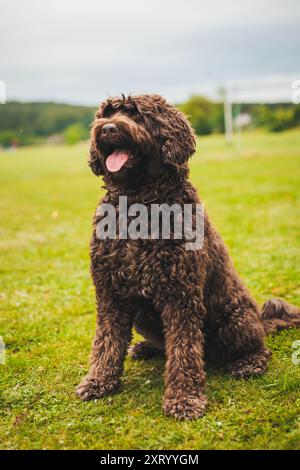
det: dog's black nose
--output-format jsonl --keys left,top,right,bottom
{"left": 101, "top": 123, "right": 118, "bottom": 135}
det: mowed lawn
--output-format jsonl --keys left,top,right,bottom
{"left": 0, "top": 130, "right": 300, "bottom": 450}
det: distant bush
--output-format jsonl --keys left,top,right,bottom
{"left": 63, "top": 123, "right": 89, "bottom": 145}
{"left": 178, "top": 96, "right": 224, "bottom": 135}
{"left": 0, "top": 130, "right": 18, "bottom": 147}
{"left": 0, "top": 130, "right": 38, "bottom": 147}
{"left": 268, "top": 108, "right": 295, "bottom": 132}
{"left": 293, "top": 104, "right": 300, "bottom": 128}
{"left": 251, "top": 104, "right": 300, "bottom": 132}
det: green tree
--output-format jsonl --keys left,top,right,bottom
{"left": 0, "top": 130, "right": 19, "bottom": 147}
{"left": 63, "top": 123, "right": 88, "bottom": 145}
{"left": 179, "top": 96, "right": 224, "bottom": 135}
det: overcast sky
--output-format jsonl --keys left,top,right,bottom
{"left": 1, "top": 0, "right": 300, "bottom": 104}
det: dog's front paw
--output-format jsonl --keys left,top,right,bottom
{"left": 76, "top": 375, "right": 120, "bottom": 401}
{"left": 163, "top": 393, "right": 207, "bottom": 421}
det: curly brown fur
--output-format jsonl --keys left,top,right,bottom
{"left": 76, "top": 94, "right": 300, "bottom": 420}
{"left": 261, "top": 299, "right": 300, "bottom": 334}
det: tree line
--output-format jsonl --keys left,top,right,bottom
{"left": 0, "top": 98, "right": 299, "bottom": 147}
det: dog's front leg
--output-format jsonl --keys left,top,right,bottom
{"left": 76, "top": 301, "right": 132, "bottom": 401}
{"left": 162, "top": 301, "right": 207, "bottom": 420}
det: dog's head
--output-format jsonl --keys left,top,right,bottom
{"left": 89, "top": 94, "right": 196, "bottom": 185}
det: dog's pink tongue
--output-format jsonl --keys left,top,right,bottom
{"left": 106, "top": 150, "right": 129, "bottom": 173}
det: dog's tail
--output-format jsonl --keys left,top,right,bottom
{"left": 261, "top": 298, "right": 300, "bottom": 335}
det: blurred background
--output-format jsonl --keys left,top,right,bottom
{"left": 0, "top": 0, "right": 300, "bottom": 146}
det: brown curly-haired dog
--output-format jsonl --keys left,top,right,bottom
{"left": 76, "top": 94, "right": 300, "bottom": 420}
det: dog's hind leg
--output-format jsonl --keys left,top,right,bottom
{"left": 205, "top": 272, "right": 271, "bottom": 376}
{"left": 208, "top": 296, "right": 271, "bottom": 378}
{"left": 129, "top": 341, "right": 163, "bottom": 360}
{"left": 227, "top": 348, "right": 272, "bottom": 378}
{"left": 225, "top": 297, "right": 300, "bottom": 377}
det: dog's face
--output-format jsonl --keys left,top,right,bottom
{"left": 89, "top": 94, "right": 196, "bottom": 186}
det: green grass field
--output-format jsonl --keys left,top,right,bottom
{"left": 0, "top": 130, "right": 299, "bottom": 450}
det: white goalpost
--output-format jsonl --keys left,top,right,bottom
{"left": 219, "top": 76, "right": 299, "bottom": 143}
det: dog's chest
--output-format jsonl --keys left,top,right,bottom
{"left": 92, "top": 237, "right": 160, "bottom": 299}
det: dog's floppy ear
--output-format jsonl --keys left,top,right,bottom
{"left": 88, "top": 104, "right": 106, "bottom": 176}
{"left": 88, "top": 138, "right": 104, "bottom": 176}
{"left": 161, "top": 107, "right": 196, "bottom": 166}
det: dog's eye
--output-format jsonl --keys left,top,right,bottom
{"left": 101, "top": 103, "right": 115, "bottom": 118}
{"left": 122, "top": 104, "right": 136, "bottom": 117}
{"left": 126, "top": 105, "right": 144, "bottom": 122}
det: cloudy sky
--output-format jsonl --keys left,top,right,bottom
{"left": 1, "top": 0, "right": 300, "bottom": 104}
